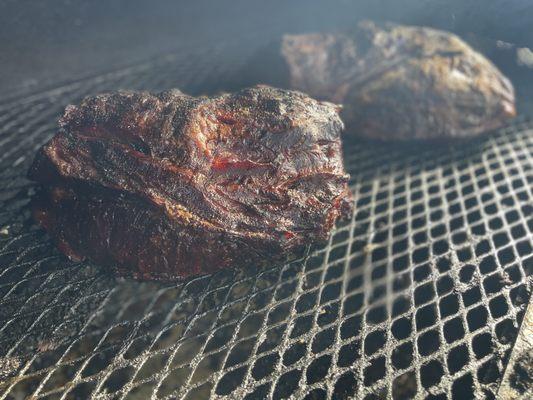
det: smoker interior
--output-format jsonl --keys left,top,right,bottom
{"left": 0, "top": 4, "right": 532, "bottom": 400}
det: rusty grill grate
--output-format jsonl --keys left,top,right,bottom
{"left": 0, "top": 41, "right": 532, "bottom": 400}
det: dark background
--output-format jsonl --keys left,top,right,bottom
{"left": 0, "top": 0, "right": 532, "bottom": 97}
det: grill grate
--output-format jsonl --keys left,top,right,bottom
{"left": 0, "top": 41, "right": 532, "bottom": 400}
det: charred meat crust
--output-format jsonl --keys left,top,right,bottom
{"left": 29, "top": 86, "right": 353, "bottom": 281}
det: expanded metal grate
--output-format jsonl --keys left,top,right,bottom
{"left": 0, "top": 41, "right": 532, "bottom": 400}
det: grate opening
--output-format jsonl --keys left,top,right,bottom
{"left": 0, "top": 40, "right": 532, "bottom": 399}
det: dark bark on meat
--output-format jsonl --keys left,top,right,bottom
{"left": 245, "top": 21, "right": 516, "bottom": 140}
{"left": 28, "top": 86, "right": 352, "bottom": 281}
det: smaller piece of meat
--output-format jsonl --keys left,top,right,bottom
{"left": 246, "top": 21, "right": 516, "bottom": 140}
{"left": 28, "top": 86, "right": 353, "bottom": 281}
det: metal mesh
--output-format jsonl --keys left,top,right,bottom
{"left": 0, "top": 42, "right": 532, "bottom": 400}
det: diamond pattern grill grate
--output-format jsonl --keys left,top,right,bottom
{"left": 0, "top": 41, "right": 532, "bottom": 400}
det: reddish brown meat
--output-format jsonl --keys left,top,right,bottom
{"left": 28, "top": 86, "right": 352, "bottom": 281}
{"left": 247, "top": 21, "right": 516, "bottom": 140}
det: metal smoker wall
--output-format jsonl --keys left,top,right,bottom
{"left": 0, "top": 42, "right": 532, "bottom": 399}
